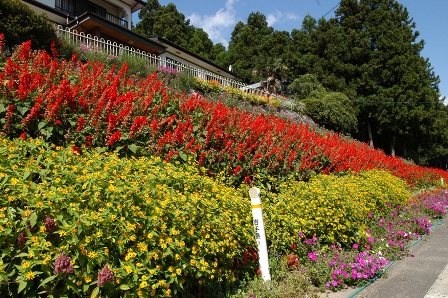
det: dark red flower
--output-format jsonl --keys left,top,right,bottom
{"left": 97, "top": 264, "right": 114, "bottom": 287}
{"left": 44, "top": 215, "right": 56, "bottom": 234}
{"left": 53, "top": 252, "right": 74, "bottom": 274}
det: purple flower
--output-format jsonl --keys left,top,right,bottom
{"left": 308, "top": 251, "right": 318, "bottom": 262}
{"left": 53, "top": 252, "right": 74, "bottom": 274}
{"left": 44, "top": 215, "right": 56, "bottom": 234}
{"left": 98, "top": 264, "right": 114, "bottom": 287}
{"left": 353, "top": 243, "right": 359, "bottom": 249}
{"left": 17, "top": 230, "right": 27, "bottom": 248}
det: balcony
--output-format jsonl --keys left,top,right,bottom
{"left": 55, "top": 0, "right": 128, "bottom": 28}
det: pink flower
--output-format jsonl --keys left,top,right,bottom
{"left": 54, "top": 252, "right": 74, "bottom": 274}
{"left": 97, "top": 264, "right": 114, "bottom": 287}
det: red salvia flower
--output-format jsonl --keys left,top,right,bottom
{"left": 106, "top": 130, "right": 121, "bottom": 146}
{"left": 76, "top": 116, "right": 85, "bottom": 132}
{"left": 85, "top": 135, "right": 93, "bottom": 146}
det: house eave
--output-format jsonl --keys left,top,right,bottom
{"left": 67, "top": 12, "right": 166, "bottom": 54}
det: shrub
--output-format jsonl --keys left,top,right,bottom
{"left": 0, "top": 0, "right": 58, "bottom": 53}
{"left": 302, "top": 92, "right": 358, "bottom": 136}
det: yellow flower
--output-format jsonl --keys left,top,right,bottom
{"left": 176, "top": 268, "right": 182, "bottom": 275}
{"left": 39, "top": 226, "right": 46, "bottom": 233}
{"left": 23, "top": 210, "right": 31, "bottom": 217}
{"left": 85, "top": 276, "right": 92, "bottom": 283}
{"left": 22, "top": 261, "right": 30, "bottom": 269}
{"left": 36, "top": 201, "right": 43, "bottom": 208}
{"left": 140, "top": 281, "right": 148, "bottom": 288}
{"left": 25, "top": 271, "right": 35, "bottom": 280}
{"left": 43, "top": 256, "right": 51, "bottom": 265}
{"left": 164, "top": 289, "right": 171, "bottom": 296}
{"left": 141, "top": 275, "right": 147, "bottom": 281}
{"left": 124, "top": 266, "right": 132, "bottom": 274}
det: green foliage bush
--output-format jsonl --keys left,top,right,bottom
{"left": 0, "top": 0, "right": 58, "bottom": 53}
{"left": 287, "top": 74, "right": 325, "bottom": 99}
{"left": 302, "top": 92, "right": 358, "bottom": 136}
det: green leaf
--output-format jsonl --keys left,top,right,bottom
{"left": 23, "top": 171, "right": 31, "bottom": 180}
{"left": 38, "top": 122, "right": 46, "bottom": 130}
{"left": 17, "top": 106, "right": 29, "bottom": 116}
{"left": 90, "top": 286, "right": 100, "bottom": 298}
{"left": 29, "top": 212, "right": 38, "bottom": 227}
{"left": 119, "top": 284, "right": 131, "bottom": 290}
{"left": 128, "top": 144, "right": 137, "bottom": 154}
{"left": 18, "top": 280, "right": 27, "bottom": 293}
{"left": 0, "top": 272, "right": 8, "bottom": 282}
{"left": 39, "top": 275, "right": 58, "bottom": 288}
{"left": 179, "top": 151, "right": 187, "bottom": 161}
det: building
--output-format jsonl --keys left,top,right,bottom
{"left": 20, "top": 0, "right": 243, "bottom": 87}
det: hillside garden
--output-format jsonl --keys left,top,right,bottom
{"left": 1, "top": 36, "right": 448, "bottom": 297}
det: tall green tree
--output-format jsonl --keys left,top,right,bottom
{"left": 290, "top": 14, "right": 318, "bottom": 77}
{"left": 310, "top": 0, "right": 441, "bottom": 160}
{"left": 227, "top": 12, "right": 274, "bottom": 83}
{"left": 135, "top": 0, "right": 199, "bottom": 50}
{"left": 187, "top": 28, "right": 214, "bottom": 60}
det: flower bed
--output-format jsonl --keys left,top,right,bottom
{"left": 1, "top": 39, "right": 446, "bottom": 191}
{"left": 0, "top": 137, "right": 257, "bottom": 296}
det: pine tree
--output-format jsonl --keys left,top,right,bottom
{"left": 311, "top": 0, "right": 441, "bottom": 159}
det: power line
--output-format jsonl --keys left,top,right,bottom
{"left": 350, "top": 99, "right": 442, "bottom": 105}
{"left": 322, "top": 1, "right": 341, "bottom": 18}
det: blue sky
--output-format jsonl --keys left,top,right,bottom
{"left": 132, "top": 1, "right": 448, "bottom": 102}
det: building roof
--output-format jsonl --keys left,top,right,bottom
{"left": 67, "top": 12, "right": 166, "bottom": 54}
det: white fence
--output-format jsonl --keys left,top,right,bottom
{"left": 56, "top": 26, "right": 246, "bottom": 89}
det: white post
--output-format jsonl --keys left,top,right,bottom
{"left": 249, "top": 187, "right": 271, "bottom": 281}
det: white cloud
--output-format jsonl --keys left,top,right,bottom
{"left": 267, "top": 10, "right": 299, "bottom": 27}
{"left": 186, "top": 0, "right": 238, "bottom": 47}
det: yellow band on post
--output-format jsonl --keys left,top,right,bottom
{"left": 251, "top": 204, "right": 262, "bottom": 209}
